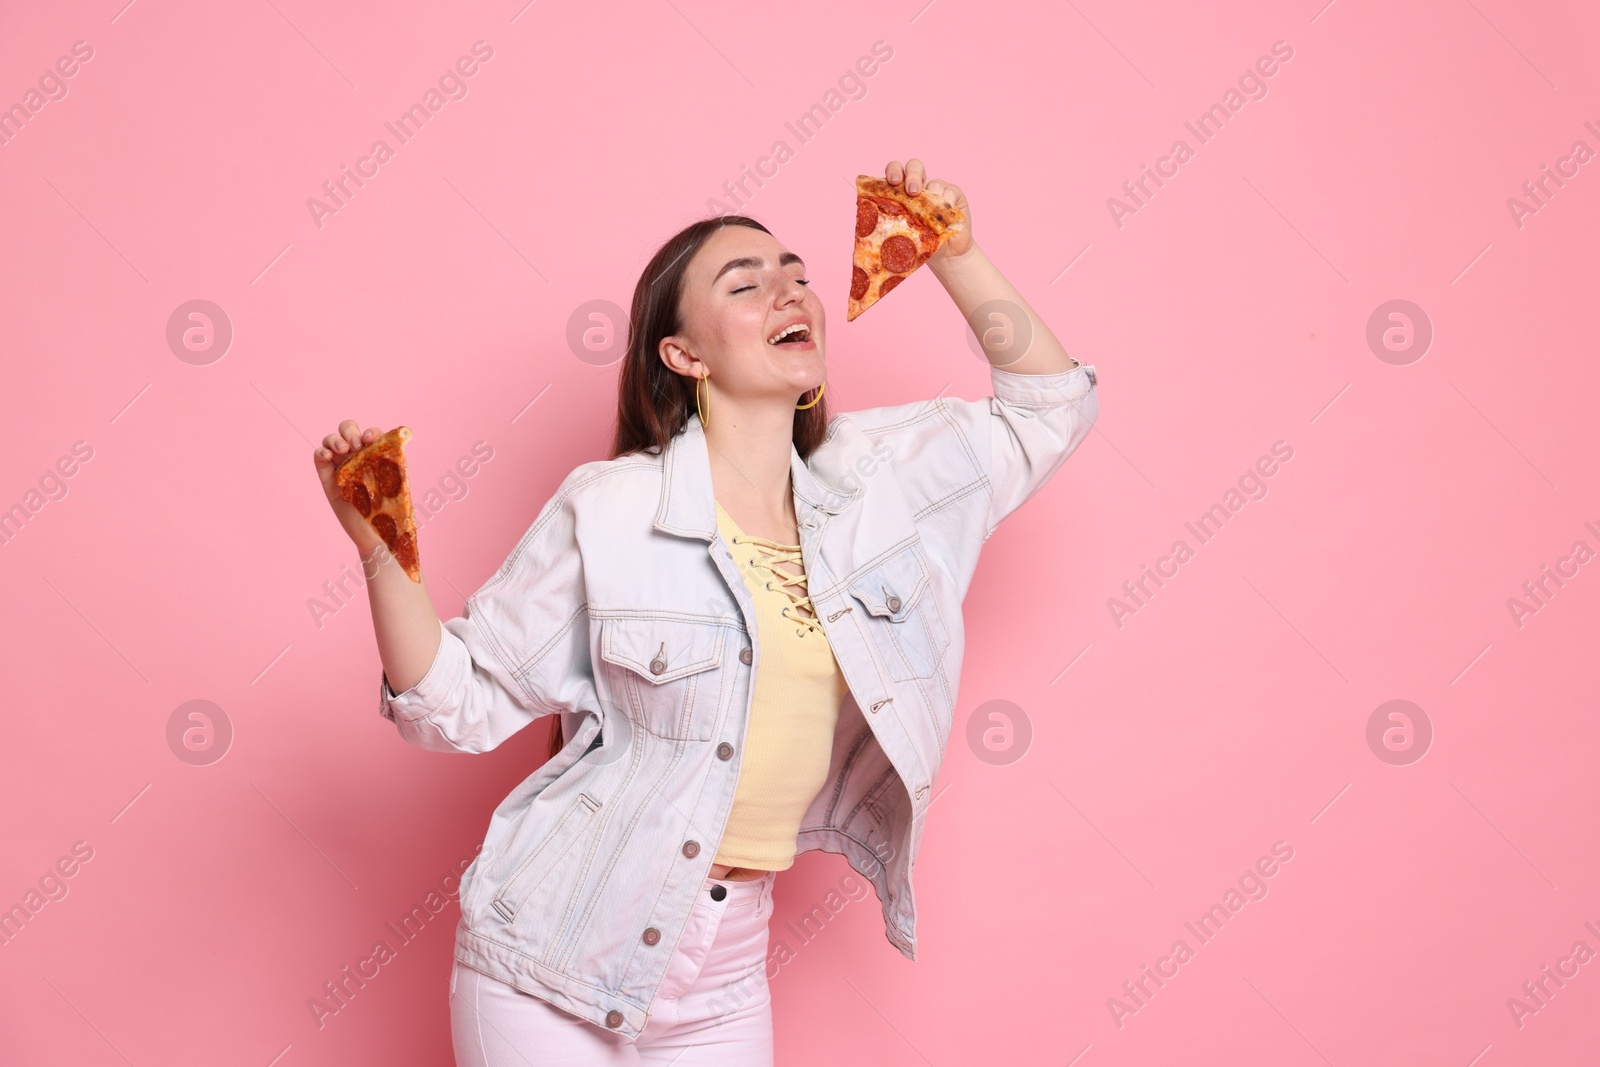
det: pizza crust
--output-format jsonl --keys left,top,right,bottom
{"left": 335, "top": 426, "right": 422, "bottom": 582}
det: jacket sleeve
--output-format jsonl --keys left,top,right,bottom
{"left": 847, "top": 360, "right": 1098, "bottom": 542}
{"left": 376, "top": 471, "right": 592, "bottom": 755}
{"left": 971, "top": 361, "right": 1097, "bottom": 538}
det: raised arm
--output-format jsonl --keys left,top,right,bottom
{"left": 888, "top": 157, "right": 1081, "bottom": 378}
{"left": 840, "top": 160, "right": 1098, "bottom": 569}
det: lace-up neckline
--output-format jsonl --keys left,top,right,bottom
{"left": 715, "top": 502, "right": 821, "bottom": 638}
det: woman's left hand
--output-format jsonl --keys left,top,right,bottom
{"left": 885, "top": 158, "right": 972, "bottom": 261}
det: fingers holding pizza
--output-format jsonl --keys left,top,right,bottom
{"left": 885, "top": 158, "right": 971, "bottom": 260}
{"left": 314, "top": 420, "right": 423, "bottom": 581}
{"left": 849, "top": 158, "right": 971, "bottom": 321}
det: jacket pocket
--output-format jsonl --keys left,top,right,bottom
{"left": 598, "top": 615, "right": 726, "bottom": 741}
{"left": 491, "top": 791, "right": 601, "bottom": 925}
{"left": 847, "top": 543, "right": 949, "bottom": 683}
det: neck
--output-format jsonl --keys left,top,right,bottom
{"left": 703, "top": 399, "right": 795, "bottom": 522}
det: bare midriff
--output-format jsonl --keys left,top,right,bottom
{"left": 708, "top": 863, "right": 769, "bottom": 881}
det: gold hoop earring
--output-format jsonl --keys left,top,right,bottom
{"left": 796, "top": 380, "right": 825, "bottom": 410}
{"left": 696, "top": 370, "right": 710, "bottom": 428}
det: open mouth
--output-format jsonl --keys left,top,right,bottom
{"left": 767, "top": 322, "right": 812, "bottom": 347}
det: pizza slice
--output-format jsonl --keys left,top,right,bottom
{"left": 335, "top": 426, "right": 422, "bottom": 582}
{"left": 848, "top": 174, "right": 966, "bottom": 322}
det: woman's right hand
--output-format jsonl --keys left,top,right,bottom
{"left": 314, "top": 419, "right": 385, "bottom": 554}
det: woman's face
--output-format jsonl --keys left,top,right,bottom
{"left": 662, "top": 225, "right": 826, "bottom": 405}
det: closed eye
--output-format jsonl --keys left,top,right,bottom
{"left": 731, "top": 278, "right": 808, "bottom": 294}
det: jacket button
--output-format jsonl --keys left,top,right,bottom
{"left": 605, "top": 1009, "right": 624, "bottom": 1028}
{"left": 649, "top": 657, "right": 666, "bottom": 674}
{"left": 643, "top": 927, "right": 661, "bottom": 945}
{"left": 682, "top": 840, "right": 700, "bottom": 858}
{"left": 739, "top": 647, "right": 752, "bottom": 665}
{"left": 886, "top": 594, "right": 902, "bottom": 613}
{"left": 717, "top": 742, "right": 733, "bottom": 760}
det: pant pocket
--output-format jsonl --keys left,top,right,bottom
{"left": 656, "top": 899, "right": 719, "bottom": 1002}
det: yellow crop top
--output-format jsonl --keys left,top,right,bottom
{"left": 712, "top": 500, "right": 849, "bottom": 871}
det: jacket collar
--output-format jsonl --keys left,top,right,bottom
{"left": 654, "top": 413, "right": 858, "bottom": 541}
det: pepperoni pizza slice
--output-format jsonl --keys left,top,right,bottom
{"left": 335, "top": 426, "right": 421, "bottom": 582}
{"left": 848, "top": 175, "right": 965, "bottom": 322}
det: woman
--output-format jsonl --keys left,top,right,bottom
{"left": 313, "top": 158, "right": 1097, "bottom": 1065}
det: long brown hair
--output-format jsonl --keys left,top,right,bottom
{"left": 546, "top": 213, "right": 831, "bottom": 762}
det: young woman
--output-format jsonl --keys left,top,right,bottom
{"left": 313, "top": 158, "right": 1097, "bottom": 1066}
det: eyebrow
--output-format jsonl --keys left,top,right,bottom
{"left": 712, "top": 252, "right": 805, "bottom": 283}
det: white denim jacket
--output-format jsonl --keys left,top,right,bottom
{"left": 379, "top": 360, "right": 1098, "bottom": 1037}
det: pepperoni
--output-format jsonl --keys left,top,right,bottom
{"left": 873, "top": 196, "right": 908, "bottom": 216}
{"left": 347, "top": 482, "right": 372, "bottom": 518}
{"left": 373, "top": 513, "right": 399, "bottom": 550}
{"left": 850, "top": 266, "right": 870, "bottom": 301}
{"left": 375, "top": 458, "right": 403, "bottom": 499}
{"left": 394, "top": 533, "right": 419, "bottom": 575}
{"left": 880, "top": 234, "right": 918, "bottom": 274}
{"left": 856, "top": 198, "right": 878, "bottom": 239}
{"left": 880, "top": 275, "right": 903, "bottom": 297}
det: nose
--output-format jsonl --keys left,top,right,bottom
{"left": 775, "top": 274, "right": 808, "bottom": 306}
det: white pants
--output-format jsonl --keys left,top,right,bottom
{"left": 451, "top": 870, "right": 776, "bottom": 1066}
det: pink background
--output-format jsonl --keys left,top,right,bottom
{"left": 3, "top": 0, "right": 1597, "bottom": 1063}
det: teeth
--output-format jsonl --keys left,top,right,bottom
{"left": 768, "top": 323, "right": 808, "bottom": 344}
